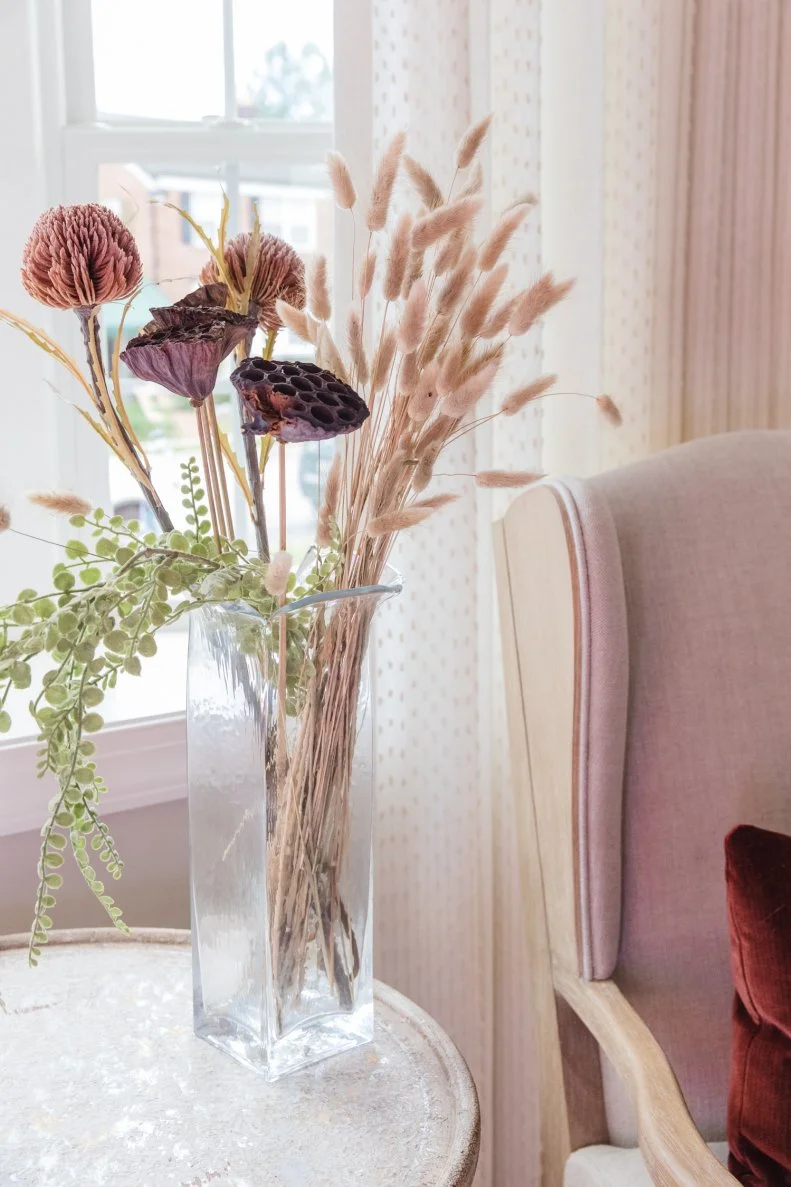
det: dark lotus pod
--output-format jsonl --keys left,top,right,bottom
{"left": 143, "top": 285, "right": 259, "bottom": 334}
{"left": 231, "top": 358, "right": 369, "bottom": 443}
{"left": 121, "top": 307, "right": 257, "bottom": 405}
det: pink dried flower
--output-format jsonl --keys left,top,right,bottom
{"left": 480, "top": 297, "right": 515, "bottom": 339}
{"left": 403, "top": 155, "right": 444, "bottom": 210}
{"left": 500, "top": 374, "right": 558, "bottom": 416}
{"left": 367, "top": 505, "right": 434, "bottom": 537}
{"left": 456, "top": 114, "right": 493, "bottom": 169}
{"left": 460, "top": 263, "right": 508, "bottom": 338}
{"left": 358, "top": 250, "right": 377, "bottom": 299}
{"left": 478, "top": 205, "right": 530, "bottom": 271}
{"left": 398, "top": 279, "right": 428, "bottom": 353}
{"left": 384, "top": 213, "right": 413, "bottom": 301}
{"left": 366, "top": 132, "right": 406, "bottom": 232}
{"left": 442, "top": 361, "right": 498, "bottom": 418}
{"left": 326, "top": 151, "right": 357, "bottom": 209}
{"left": 474, "top": 469, "right": 543, "bottom": 488}
{"left": 308, "top": 255, "right": 332, "bottom": 322}
{"left": 29, "top": 492, "right": 93, "bottom": 516}
{"left": 412, "top": 197, "right": 483, "bottom": 251}
{"left": 597, "top": 394, "right": 623, "bottom": 426}
{"left": 201, "top": 232, "right": 306, "bottom": 333}
{"left": 264, "top": 551, "right": 293, "bottom": 599}
{"left": 509, "top": 273, "right": 574, "bottom": 336}
{"left": 21, "top": 203, "right": 142, "bottom": 309}
{"left": 408, "top": 361, "right": 439, "bottom": 423}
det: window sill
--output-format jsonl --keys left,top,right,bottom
{"left": 0, "top": 714, "right": 187, "bottom": 838}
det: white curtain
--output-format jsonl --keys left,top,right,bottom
{"left": 370, "top": 3, "right": 791, "bottom": 1184}
{"left": 370, "top": 2, "right": 543, "bottom": 1184}
{"left": 601, "top": 0, "right": 791, "bottom": 469}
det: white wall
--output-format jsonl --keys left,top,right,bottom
{"left": 0, "top": 799, "right": 189, "bottom": 934}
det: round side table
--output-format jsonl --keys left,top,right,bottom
{"left": 0, "top": 929, "right": 479, "bottom": 1187}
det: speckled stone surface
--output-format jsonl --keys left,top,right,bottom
{"left": 0, "top": 930, "right": 479, "bottom": 1187}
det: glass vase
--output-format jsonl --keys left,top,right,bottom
{"left": 187, "top": 571, "right": 400, "bottom": 1080}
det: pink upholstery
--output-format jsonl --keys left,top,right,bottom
{"left": 551, "top": 479, "right": 629, "bottom": 980}
{"left": 554, "top": 431, "right": 791, "bottom": 1146}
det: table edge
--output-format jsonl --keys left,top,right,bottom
{"left": 1, "top": 927, "right": 480, "bottom": 1187}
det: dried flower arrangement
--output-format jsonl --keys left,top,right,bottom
{"left": 0, "top": 117, "right": 619, "bottom": 981}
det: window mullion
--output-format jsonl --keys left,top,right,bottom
{"left": 60, "top": 0, "right": 96, "bottom": 123}
{"left": 222, "top": 0, "right": 237, "bottom": 123}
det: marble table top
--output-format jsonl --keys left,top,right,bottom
{"left": 0, "top": 929, "right": 479, "bottom": 1187}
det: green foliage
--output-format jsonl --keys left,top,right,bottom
{"left": 0, "top": 457, "right": 343, "bottom": 965}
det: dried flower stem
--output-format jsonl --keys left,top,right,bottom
{"left": 206, "top": 395, "right": 234, "bottom": 538}
{"left": 234, "top": 334, "right": 271, "bottom": 561}
{"left": 195, "top": 404, "right": 223, "bottom": 546}
{"left": 78, "top": 307, "right": 173, "bottom": 532}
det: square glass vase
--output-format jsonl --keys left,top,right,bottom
{"left": 187, "top": 574, "right": 399, "bottom": 1080}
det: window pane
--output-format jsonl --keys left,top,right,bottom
{"left": 233, "top": 0, "right": 333, "bottom": 121}
{"left": 91, "top": 0, "right": 334, "bottom": 125}
{"left": 91, "top": 0, "right": 225, "bottom": 121}
{"left": 97, "top": 162, "right": 333, "bottom": 722}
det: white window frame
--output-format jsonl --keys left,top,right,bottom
{"left": 0, "top": 0, "right": 371, "bottom": 836}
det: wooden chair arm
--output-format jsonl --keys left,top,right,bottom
{"left": 555, "top": 971, "right": 738, "bottom": 1187}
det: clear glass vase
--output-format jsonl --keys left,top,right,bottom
{"left": 187, "top": 570, "right": 400, "bottom": 1080}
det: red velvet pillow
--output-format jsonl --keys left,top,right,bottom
{"left": 726, "top": 824, "right": 791, "bottom": 1186}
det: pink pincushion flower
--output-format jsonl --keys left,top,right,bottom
{"left": 21, "top": 204, "right": 142, "bottom": 309}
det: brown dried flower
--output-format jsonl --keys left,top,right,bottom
{"left": 398, "top": 279, "right": 428, "bottom": 353}
{"left": 275, "top": 300, "right": 315, "bottom": 344}
{"left": 456, "top": 114, "right": 493, "bottom": 170}
{"left": 367, "top": 505, "right": 435, "bottom": 537}
{"left": 500, "top": 374, "right": 558, "bottom": 416}
{"left": 478, "top": 205, "right": 530, "bottom": 272}
{"left": 200, "top": 232, "right": 306, "bottom": 332}
{"left": 412, "top": 197, "right": 483, "bottom": 252}
{"left": 366, "top": 132, "right": 406, "bottom": 232}
{"left": 403, "top": 155, "right": 444, "bottom": 211}
{"left": 442, "top": 361, "right": 499, "bottom": 419}
{"left": 0, "top": 506, "right": 9, "bottom": 533}
{"left": 475, "top": 469, "right": 543, "bottom": 489}
{"left": 346, "top": 309, "right": 369, "bottom": 385}
{"left": 21, "top": 203, "right": 142, "bottom": 309}
{"left": 358, "top": 250, "right": 377, "bottom": 299}
{"left": 384, "top": 213, "right": 413, "bottom": 301}
{"left": 308, "top": 255, "right": 332, "bottom": 322}
{"left": 326, "top": 151, "right": 357, "bottom": 210}
{"left": 509, "top": 273, "right": 575, "bottom": 336}
{"left": 596, "top": 394, "right": 623, "bottom": 426}
{"left": 29, "top": 492, "right": 93, "bottom": 516}
{"left": 143, "top": 283, "right": 232, "bottom": 332}
{"left": 121, "top": 307, "right": 255, "bottom": 405}
{"left": 231, "top": 358, "right": 369, "bottom": 443}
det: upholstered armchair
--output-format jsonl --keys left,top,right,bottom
{"left": 495, "top": 431, "right": 791, "bottom": 1186}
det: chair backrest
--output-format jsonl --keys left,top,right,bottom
{"left": 496, "top": 430, "right": 791, "bottom": 1154}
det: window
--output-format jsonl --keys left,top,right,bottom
{"left": 0, "top": 0, "right": 370, "bottom": 826}
{"left": 0, "top": 0, "right": 362, "bottom": 751}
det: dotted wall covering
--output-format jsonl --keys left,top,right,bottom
{"left": 370, "top": 2, "right": 544, "bottom": 1184}
{"left": 488, "top": 2, "right": 544, "bottom": 1183}
{"left": 600, "top": 0, "right": 661, "bottom": 470}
